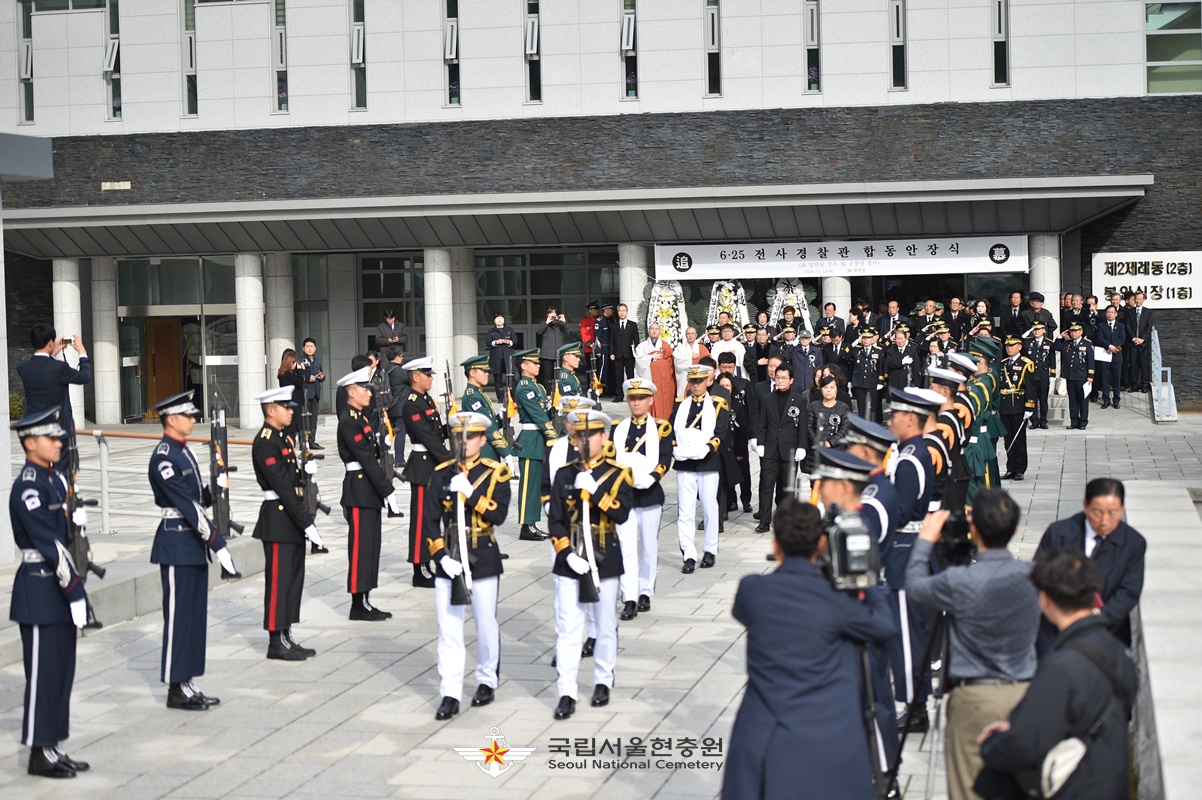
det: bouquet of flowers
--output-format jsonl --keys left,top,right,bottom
{"left": 766, "top": 278, "right": 818, "bottom": 334}
{"left": 648, "top": 280, "right": 689, "bottom": 347}
{"left": 706, "top": 281, "right": 751, "bottom": 329}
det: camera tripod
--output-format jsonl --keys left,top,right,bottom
{"left": 883, "top": 609, "right": 949, "bottom": 799}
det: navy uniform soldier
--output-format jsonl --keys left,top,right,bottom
{"left": 998, "top": 335, "right": 1036, "bottom": 481}
{"left": 611, "top": 378, "right": 673, "bottom": 620}
{"left": 1023, "top": 322, "right": 1055, "bottom": 429}
{"left": 424, "top": 412, "right": 513, "bottom": 721}
{"left": 514, "top": 348, "right": 558, "bottom": 541}
{"left": 9, "top": 408, "right": 91, "bottom": 779}
{"left": 547, "top": 409, "right": 635, "bottom": 720}
{"left": 336, "top": 366, "right": 404, "bottom": 620}
{"left": 148, "top": 390, "right": 239, "bottom": 711}
{"left": 1055, "top": 322, "right": 1096, "bottom": 430}
{"left": 460, "top": 353, "right": 511, "bottom": 462}
{"left": 399, "top": 356, "right": 452, "bottom": 587}
{"left": 251, "top": 385, "right": 323, "bottom": 661}
{"left": 672, "top": 364, "right": 731, "bottom": 573}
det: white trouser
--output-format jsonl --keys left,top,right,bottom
{"left": 636, "top": 505, "right": 663, "bottom": 597}
{"left": 553, "top": 543, "right": 598, "bottom": 638}
{"left": 676, "top": 471, "right": 720, "bottom": 562}
{"left": 435, "top": 576, "right": 500, "bottom": 701}
{"left": 617, "top": 517, "right": 640, "bottom": 602}
{"left": 553, "top": 575, "right": 620, "bottom": 698}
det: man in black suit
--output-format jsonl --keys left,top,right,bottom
{"left": 1060, "top": 294, "right": 1091, "bottom": 342}
{"left": 1094, "top": 304, "right": 1126, "bottom": 409}
{"left": 718, "top": 352, "right": 755, "bottom": 514}
{"left": 818, "top": 302, "right": 845, "bottom": 338}
{"left": 854, "top": 299, "right": 881, "bottom": 334}
{"left": 609, "top": 303, "right": 640, "bottom": 400}
{"left": 1000, "top": 290, "right": 1026, "bottom": 339}
{"left": 752, "top": 364, "right": 809, "bottom": 533}
{"left": 881, "top": 300, "right": 908, "bottom": 338}
{"left": 1034, "top": 478, "right": 1146, "bottom": 657}
{"left": 1126, "top": 291, "right": 1153, "bottom": 392}
{"left": 17, "top": 323, "right": 92, "bottom": 467}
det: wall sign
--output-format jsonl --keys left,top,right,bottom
{"left": 1092, "top": 251, "right": 1200, "bottom": 309}
{"left": 654, "top": 236, "right": 1028, "bottom": 281}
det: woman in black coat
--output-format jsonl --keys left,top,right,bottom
{"left": 486, "top": 313, "right": 517, "bottom": 401}
{"left": 807, "top": 374, "right": 851, "bottom": 471}
{"left": 277, "top": 348, "right": 306, "bottom": 437}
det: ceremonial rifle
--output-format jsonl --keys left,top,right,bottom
{"left": 504, "top": 353, "right": 522, "bottom": 453}
{"left": 63, "top": 433, "right": 104, "bottom": 630}
{"left": 295, "top": 400, "right": 332, "bottom": 518}
{"left": 573, "top": 411, "right": 602, "bottom": 603}
{"left": 373, "top": 365, "right": 401, "bottom": 480}
{"left": 209, "top": 395, "right": 245, "bottom": 542}
{"left": 447, "top": 421, "right": 473, "bottom": 605}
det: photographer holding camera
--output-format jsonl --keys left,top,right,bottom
{"left": 723, "top": 490, "right": 896, "bottom": 800}
{"left": 906, "top": 489, "right": 1041, "bottom": 800}
{"left": 536, "top": 306, "right": 569, "bottom": 392}
{"left": 18, "top": 323, "right": 92, "bottom": 467}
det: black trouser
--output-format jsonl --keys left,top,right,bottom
{"left": 1029, "top": 377, "right": 1049, "bottom": 425}
{"left": 1122, "top": 343, "right": 1135, "bottom": 388}
{"left": 1101, "top": 354, "right": 1123, "bottom": 402}
{"left": 262, "top": 541, "right": 305, "bottom": 631}
{"left": 1067, "top": 380, "right": 1090, "bottom": 427}
{"left": 757, "top": 453, "right": 790, "bottom": 522}
{"left": 612, "top": 357, "right": 634, "bottom": 397}
{"left": 20, "top": 622, "right": 76, "bottom": 747}
{"left": 539, "top": 358, "right": 556, "bottom": 392}
{"left": 736, "top": 449, "right": 752, "bottom": 505}
{"left": 305, "top": 396, "right": 319, "bottom": 438}
{"left": 160, "top": 563, "right": 209, "bottom": 683}
{"left": 492, "top": 371, "right": 506, "bottom": 402}
{"left": 852, "top": 386, "right": 881, "bottom": 423}
{"left": 1131, "top": 343, "right": 1151, "bottom": 389}
{"left": 1000, "top": 411, "right": 1027, "bottom": 476}
{"left": 345, "top": 506, "right": 382, "bottom": 595}
{"left": 597, "top": 345, "right": 611, "bottom": 391}
{"left": 389, "top": 414, "right": 406, "bottom": 465}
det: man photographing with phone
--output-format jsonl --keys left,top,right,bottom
{"left": 18, "top": 323, "right": 92, "bottom": 468}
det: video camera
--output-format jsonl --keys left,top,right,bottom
{"left": 935, "top": 509, "right": 976, "bottom": 568}
{"left": 820, "top": 505, "right": 879, "bottom": 592}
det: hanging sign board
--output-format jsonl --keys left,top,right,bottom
{"left": 654, "top": 236, "right": 1028, "bottom": 281}
{"left": 1091, "top": 251, "right": 1201, "bottom": 309}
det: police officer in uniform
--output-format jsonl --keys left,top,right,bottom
{"left": 845, "top": 327, "right": 887, "bottom": 422}
{"left": 514, "top": 348, "right": 558, "bottom": 540}
{"left": 425, "top": 412, "right": 513, "bottom": 720}
{"left": 251, "top": 385, "right": 323, "bottom": 661}
{"left": 460, "top": 353, "right": 511, "bottom": 462}
{"left": 399, "top": 356, "right": 452, "bottom": 587}
{"left": 10, "top": 408, "right": 91, "bottom": 778}
{"left": 148, "top": 390, "right": 238, "bottom": 711}
{"left": 998, "top": 336, "right": 1036, "bottom": 481}
{"left": 1023, "top": 322, "right": 1055, "bottom": 429}
{"left": 926, "top": 365, "right": 975, "bottom": 513}
{"left": 336, "top": 366, "right": 404, "bottom": 620}
{"left": 547, "top": 409, "right": 634, "bottom": 719}
{"left": 1056, "top": 322, "right": 1096, "bottom": 430}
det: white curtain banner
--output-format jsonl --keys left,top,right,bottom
{"left": 654, "top": 236, "right": 1029, "bottom": 281}
{"left": 1091, "top": 251, "right": 1200, "bottom": 309}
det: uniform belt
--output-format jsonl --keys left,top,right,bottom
{"left": 263, "top": 490, "right": 279, "bottom": 500}
{"left": 899, "top": 521, "right": 923, "bottom": 534}
{"left": 519, "top": 423, "right": 541, "bottom": 431}
{"left": 345, "top": 461, "right": 363, "bottom": 472}
{"left": 412, "top": 444, "right": 428, "bottom": 452}
{"left": 20, "top": 549, "right": 45, "bottom": 564}
{"left": 951, "top": 677, "right": 1026, "bottom": 689}
{"left": 161, "top": 508, "right": 184, "bottom": 519}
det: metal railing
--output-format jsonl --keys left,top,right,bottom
{"left": 1149, "top": 328, "right": 1177, "bottom": 423}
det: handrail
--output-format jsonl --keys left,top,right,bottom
{"left": 78, "top": 428, "right": 255, "bottom": 446}
{"left": 1149, "top": 328, "right": 1175, "bottom": 423}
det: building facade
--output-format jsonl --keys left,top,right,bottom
{"left": 2, "top": 0, "right": 1201, "bottom": 427}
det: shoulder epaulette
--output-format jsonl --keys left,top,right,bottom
{"left": 656, "top": 419, "right": 673, "bottom": 437}
{"left": 481, "top": 457, "right": 513, "bottom": 481}
{"left": 408, "top": 393, "right": 418, "bottom": 401}
{"left": 713, "top": 396, "right": 730, "bottom": 412}
{"left": 155, "top": 441, "right": 171, "bottom": 456}
{"left": 259, "top": 426, "right": 274, "bottom": 439}
{"left": 434, "top": 458, "right": 457, "bottom": 472}
{"left": 21, "top": 466, "right": 36, "bottom": 482}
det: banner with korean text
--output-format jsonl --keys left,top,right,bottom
{"left": 654, "top": 236, "right": 1028, "bottom": 281}
{"left": 1091, "top": 251, "right": 1200, "bottom": 309}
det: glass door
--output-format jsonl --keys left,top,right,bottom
{"left": 119, "top": 318, "right": 146, "bottom": 423}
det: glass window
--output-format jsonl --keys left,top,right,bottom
{"left": 478, "top": 298, "right": 528, "bottom": 325}
{"left": 362, "top": 271, "right": 419, "bottom": 299}
{"left": 447, "top": 0, "right": 458, "bottom": 17}
{"left": 530, "top": 268, "right": 588, "bottom": 295}
{"left": 1147, "top": 3, "right": 1202, "bottom": 92}
{"left": 1147, "top": 2, "right": 1202, "bottom": 30}
{"left": 353, "top": 0, "right": 364, "bottom": 23}
{"left": 353, "top": 65, "right": 367, "bottom": 108}
{"left": 108, "top": 0, "right": 119, "bottom": 34}
{"left": 203, "top": 256, "right": 235, "bottom": 304}
{"left": 118, "top": 258, "right": 202, "bottom": 306}
{"left": 276, "top": 70, "right": 288, "bottom": 111}
{"left": 73, "top": 0, "right": 106, "bottom": 10}
{"left": 274, "top": 0, "right": 285, "bottom": 25}
{"left": 477, "top": 269, "right": 525, "bottom": 295}
{"left": 1147, "top": 31, "right": 1202, "bottom": 60}
{"left": 475, "top": 254, "right": 525, "bottom": 267}
{"left": 22, "top": 81, "right": 35, "bottom": 123}
{"left": 184, "top": 0, "right": 195, "bottom": 30}
{"left": 21, "top": 1, "right": 32, "bottom": 40}
{"left": 1147, "top": 63, "right": 1202, "bottom": 90}
{"left": 531, "top": 252, "right": 586, "bottom": 266}
{"left": 36, "top": 0, "right": 69, "bottom": 11}
{"left": 589, "top": 267, "right": 619, "bottom": 295}
{"left": 186, "top": 75, "right": 198, "bottom": 116}
{"left": 204, "top": 313, "right": 239, "bottom": 420}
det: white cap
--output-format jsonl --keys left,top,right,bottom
{"left": 402, "top": 356, "right": 435, "bottom": 373}
{"left": 927, "top": 367, "right": 965, "bottom": 387}
{"left": 557, "top": 394, "right": 597, "bottom": 412}
{"left": 623, "top": 378, "right": 657, "bottom": 396}
{"left": 447, "top": 411, "right": 492, "bottom": 433}
{"left": 254, "top": 385, "right": 298, "bottom": 406}
{"left": 336, "top": 366, "right": 373, "bottom": 388}
{"left": 564, "top": 409, "right": 612, "bottom": 432}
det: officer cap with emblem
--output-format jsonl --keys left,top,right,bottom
{"left": 1032, "top": 322, "right": 1046, "bottom": 332}
{"left": 460, "top": 353, "right": 490, "bottom": 371}
{"left": 558, "top": 341, "right": 583, "bottom": 358}
{"left": 893, "top": 323, "right": 910, "bottom": 335}
{"left": 935, "top": 322, "right": 950, "bottom": 334}
{"left": 818, "top": 326, "right": 831, "bottom": 337}
{"left": 623, "top": 378, "right": 656, "bottom": 398}
{"left": 254, "top": 385, "right": 300, "bottom": 407}
{"left": 839, "top": 414, "right": 897, "bottom": 454}
{"left": 558, "top": 395, "right": 597, "bottom": 412}
{"left": 742, "top": 323, "right": 757, "bottom": 336}
{"left": 401, "top": 356, "right": 436, "bottom": 375}
{"left": 936, "top": 302, "right": 945, "bottom": 310}
{"left": 860, "top": 327, "right": 878, "bottom": 338}
{"left": 686, "top": 364, "right": 714, "bottom": 382}
{"left": 888, "top": 387, "right": 943, "bottom": 418}
{"left": 705, "top": 324, "right": 721, "bottom": 336}
{"left": 928, "top": 366, "right": 967, "bottom": 389}
{"left": 976, "top": 318, "right": 994, "bottom": 329}
{"left": 154, "top": 389, "right": 201, "bottom": 418}
{"left": 947, "top": 352, "right": 979, "bottom": 377}
{"left": 969, "top": 336, "right": 1001, "bottom": 361}
{"left": 1004, "top": 335, "right": 1024, "bottom": 348}
{"left": 587, "top": 301, "right": 600, "bottom": 311}
{"left": 565, "top": 409, "right": 612, "bottom": 432}
{"left": 447, "top": 411, "right": 492, "bottom": 434}
{"left": 336, "top": 365, "right": 373, "bottom": 388}
{"left": 514, "top": 348, "right": 541, "bottom": 364}
{"left": 813, "top": 448, "right": 876, "bottom": 482}
{"left": 797, "top": 328, "right": 812, "bottom": 340}
{"left": 602, "top": 303, "right": 615, "bottom": 311}
{"left": 11, "top": 406, "right": 67, "bottom": 439}
{"left": 1067, "top": 322, "right": 1084, "bottom": 333}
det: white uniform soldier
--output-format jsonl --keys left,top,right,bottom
{"left": 671, "top": 365, "right": 731, "bottom": 572}
{"left": 611, "top": 378, "right": 673, "bottom": 619}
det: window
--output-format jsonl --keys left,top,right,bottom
{"left": 804, "top": 0, "right": 820, "bottom": 92}
{"left": 445, "top": 0, "right": 460, "bottom": 104}
{"left": 19, "top": 1, "right": 33, "bottom": 123}
{"left": 991, "top": 0, "right": 1009, "bottom": 86}
{"left": 273, "top": 0, "right": 287, "bottom": 111}
{"left": 351, "top": 0, "right": 366, "bottom": 108}
{"left": 526, "top": 1, "right": 541, "bottom": 102}
{"left": 889, "top": 0, "right": 907, "bottom": 90}
{"left": 705, "top": 0, "right": 720, "bottom": 96}
{"left": 182, "top": 0, "right": 197, "bottom": 116}
{"left": 106, "top": 44, "right": 121, "bottom": 119}
{"left": 1146, "top": 3, "right": 1202, "bottom": 93}
{"left": 360, "top": 254, "right": 426, "bottom": 354}
{"left": 622, "top": 0, "right": 638, "bottom": 98}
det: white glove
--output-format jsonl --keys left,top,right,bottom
{"left": 216, "top": 472, "right": 231, "bottom": 489}
{"left": 216, "top": 547, "right": 236, "bottom": 574}
{"left": 756, "top": 445, "right": 765, "bottom": 458}
{"left": 70, "top": 599, "right": 87, "bottom": 629}
{"left": 876, "top": 383, "right": 885, "bottom": 391}
{"left": 72, "top": 507, "right": 89, "bottom": 528}
{"left": 747, "top": 439, "right": 758, "bottom": 452}
{"left": 565, "top": 553, "right": 591, "bottom": 575}
{"left": 303, "top": 461, "right": 317, "bottom": 476}
{"left": 385, "top": 492, "right": 403, "bottom": 515}
{"left": 574, "top": 472, "right": 600, "bottom": 496}
{"left": 449, "top": 473, "right": 475, "bottom": 497}
{"left": 543, "top": 502, "right": 551, "bottom": 516}
{"left": 793, "top": 448, "right": 807, "bottom": 463}
{"left": 634, "top": 473, "right": 655, "bottom": 490}
{"left": 441, "top": 555, "right": 464, "bottom": 579}
{"left": 1023, "top": 411, "right": 1033, "bottom": 420}
{"left": 902, "top": 356, "right": 913, "bottom": 365}
{"left": 304, "top": 524, "right": 324, "bottom": 548}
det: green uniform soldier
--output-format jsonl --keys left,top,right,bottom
{"left": 963, "top": 336, "right": 1007, "bottom": 501}
{"left": 556, "top": 342, "right": 583, "bottom": 401}
{"left": 460, "top": 354, "right": 511, "bottom": 462}
{"left": 515, "top": 348, "right": 558, "bottom": 540}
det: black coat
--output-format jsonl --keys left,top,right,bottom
{"left": 251, "top": 424, "right": 315, "bottom": 543}
{"left": 1000, "top": 304, "right": 1027, "bottom": 338}
{"left": 611, "top": 318, "right": 640, "bottom": 359}
{"left": 17, "top": 354, "right": 92, "bottom": 436}
{"left": 338, "top": 407, "right": 395, "bottom": 509}
{"left": 1126, "top": 304, "right": 1153, "bottom": 342}
{"left": 754, "top": 386, "right": 810, "bottom": 460}
{"left": 486, "top": 326, "right": 517, "bottom": 373}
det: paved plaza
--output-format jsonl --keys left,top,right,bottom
{"left": 1, "top": 399, "right": 1200, "bottom": 800}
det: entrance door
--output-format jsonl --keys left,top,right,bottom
{"left": 144, "top": 317, "right": 183, "bottom": 419}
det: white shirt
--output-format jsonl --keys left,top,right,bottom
{"left": 1084, "top": 517, "right": 1101, "bottom": 557}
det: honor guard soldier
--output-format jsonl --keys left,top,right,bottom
{"left": 547, "top": 409, "right": 634, "bottom": 720}
{"left": 1023, "top": 322, "right": 1055, "bottom": 428}
{"left": 337, "top": 366, "right": 404, "bottom": 620}
{"left": 927, "top": 366, "right": 975, "bottom": 513}
{"left": 425, "top": 412, "right": 512, "bottom": 721}
{"left": 999, "top": 336, "right": 1036, "bottom": 480}
{"left": 964, "top": 336, "right": 1006, "bottom": 499}
{"left": 612, "top": 378, "right": 673, "bottom": 619}
{"left": 556, "top": 342, "right": 583, "bottom": 402}
{"left": 1055, "top": 322, "right": 1096, "bottom": 430}
{"left": 399, "top": 356, "right": 452, "bottom": 587}
{"left": 149, "top": 390, "right": 238, "bottom": 711}
{"left": 845, "top": 327, "right": 887, "bottom": 422}
{"left": 10, "top": 408, "right": 91, "bottom": 778}
{"left": 673, "top": 364, "right": 731, "bottom": 573}
{"left": 251, "top": 385, "right": 323, "bottom": 661}
{"left": 514, "top": 348, "right": 558, "bottom": 541}
{"left": 460, "top": 353, "right": 511, "bottom": 461}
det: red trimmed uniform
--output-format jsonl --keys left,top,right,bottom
{"left": 400, "top": 388, "right": 451, "bottom": 578}
{"left": 338, "top": 407, "right": 397, "bottom": 595}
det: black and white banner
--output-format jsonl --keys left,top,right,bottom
{"left": 654, "top": 236, "right": 1028, "bottom": 281}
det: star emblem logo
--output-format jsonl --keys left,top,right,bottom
{"left": 454, "top": 727, "right": 536, "bottom": 778}
{"left": 481, "top": 740, "right": 510, "bottom": 766}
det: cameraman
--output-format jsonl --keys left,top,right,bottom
{"left": 723, "top": 492, "right": 896, "bottom": 800}
{"left": 535, "top": 306, "right": 568, "bottom": 392}
{"left": 18, "top": 323, "right": 92, "bottom": 467}
{"left": 906, "top": 489, "right": 1040, "bottom": 800}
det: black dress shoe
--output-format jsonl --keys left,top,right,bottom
{"left": 581, "top": 637, "right": 596, "bottom": 657}
{"left": 1100, "top": 399, "right": 1111, "bottom": 409}
{"left": 638, "top": 594, "right": 651, "bottom": 612}
{"left": 350, "top": 606, "right": 390, "bottom": 622}
{"left": 681, "top": 558, "right": 696, "bottom": 574}
{"left": 310, "top": 542, "right": 329, "bottom": 554}
{"left": 752, "top": 511, "right": 762, "bottom": 521}
{"left": 499, "top": 552, "right": 510, "bottom": 560}
{"left": 311, "top": 442, "right": 324, "bottom": 450}
{"left": 472, "top": 685, "right": 495, "bottom": 707}
{"left": 412, "top": 574, "right": 436, "bottom": 588}
{"left": 1078, "top": 424, "right": 1087, "bottom": 430}
{"left": 435, "top": 696, "right": 460, "bottom": 721}
{"left": 284, "top": 631, "right": 317, "bottom": 657}
{"left": 718, "top": 521, "right": 724, "bottom": 534}
{"left": 1067, "top": 423, "right": 1078, "bottom": 430}
{"left": 590, "top": 685, "right": 610, "bottom": 707}
{"left": 902, "top": 713, "right": 930, "bottom": 734}
{"left": 519, "top": 525, "right": 549, "bottom": 541}
{"left": 28, "top": 747, "right": 75, "bottom": 779}
{"left": 755, "top": 523, "right": 770, "bottom": 533}
{"left": 620, "top": 601, "right": 638, "bottom": 620}
{"left": 697, "top": 520, "right": 704, "bottom": 531}
{"left": 386, "top": 509, "right": 404, "bottom": 519}
{"left": 54, "top": 750, "right": 89, "bottom": 772}
{"left": 167, "top": 686, "right": 211, "bottom": 711}
{"left": 700, "top": 552, "right": 716, "bottom": 568}
{"left": 743, "top": 502, "right": 753, "bottom": 513}
{"left": 1113, "top": 400, "right": 1120, "bottom": 409}
{"left": 267, "top": 640, "right": 308, "bottom": 661}
{"left": 554, "top": 696, "right": 576, "bottom": 720}
{"left": 1012, "top": 474, "right": 1025, "bottom": 482}
{"left": 726, "top": 502, "right": 738, "bottom": 513}
{"left": 1000, "top": 472, "right": 1014, "bottom": 481}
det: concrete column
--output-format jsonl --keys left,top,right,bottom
{"left": 326, "top": 254, "right": 357, "bottom": 389}
{"left": 448, "top": 248, "right": 476, "bottom": 396}
{"left": 263, "top": 252, "right": 295, "bottom": 369}
{"left": 821, "top": 276, "right": 852, "bottom": 324}
{"left": 1029, "top": 234, "right": 1061, "bottom": 305}
{"left": 424, "top": 247, "right": 474, "bottom": 398}
{"left": 90, "top": 257, "right": 120, "bottom": 425}
{"left": 235, "top": 253, "right": 267, "bottom": 428}
{"left": 51, "top": 258, "right": 87, "bottom": 428}
{"left": 617, "top": 244, "right": 653, "bottom": 324}
{"left": 0, "top": 201, "right": 11, "bottom": 563}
